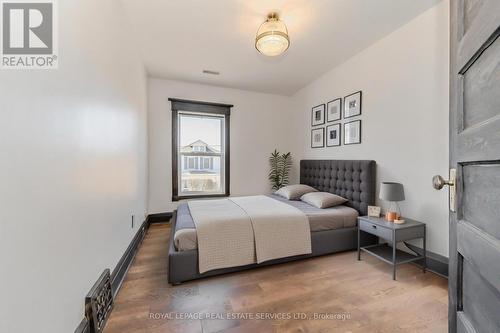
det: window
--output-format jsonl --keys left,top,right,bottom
{"left": 184, "top": 156, "right": 199, "bottom": 170}
{"left": 201, "top": 157, "right": 212, "bottom": 170}
{"left": 170, "top": 98, "right": 231, "bottom": 200}
{"left": 182, "top": 155, "right": 213, "bottom": 171}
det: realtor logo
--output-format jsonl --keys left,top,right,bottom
{"left": 1, "top": 0, "right": 58, "bottom": 69}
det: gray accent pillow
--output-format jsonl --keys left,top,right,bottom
{"left": 300, "top": 192, "right": 348, "bottom": 209}
{"left": 275, "top": 184, "right": 318, "bottom": 200}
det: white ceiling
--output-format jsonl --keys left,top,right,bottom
{"left": 121, "top": 0, "right": 441, "bottom": 95}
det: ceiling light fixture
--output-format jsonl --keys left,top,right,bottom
{"left": 255, "top": 12, "right": 290, "bottom": 57}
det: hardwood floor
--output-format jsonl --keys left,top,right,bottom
{"left": 105, "top": 223, "right": 448, "bottom": 333}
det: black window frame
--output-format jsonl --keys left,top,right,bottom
{"left": 169, "top": 98, "right": 232, "bottom": 201}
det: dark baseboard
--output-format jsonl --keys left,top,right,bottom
{"left": 110, "top": 218, "right": 149, "bottom": 296}
{"left": 404, "top": 242, "right": 448, "bottom": 278}
{"left": 110, "top": 212, "right": 173, "bottom": 295}
{"left": 148, "top": 212, "right": 173, "bottom": 224}
{"left": 74, "top": 318, "right": 90, "bottom": 333}
{"left": 75, "top": 211, "right": 176, "bottom": 333}
{"left": 75, "top": 224, "right": 148, "bottom": 333}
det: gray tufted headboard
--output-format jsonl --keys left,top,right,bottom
{"left": 300, "top": 160, "right": 376, "bottom": 216}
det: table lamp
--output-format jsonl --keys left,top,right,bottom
{"left": 379, "top": 182, "right": 405, "bottom": 222}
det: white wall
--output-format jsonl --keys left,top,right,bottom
{"left": 0, "top": 1, "right": 148, "bottom": 333}
{"left": 148, "top": 78, "right": 292, "bottom": 213}
{"left": 289, "top": 1, "right": 450, "bottom": 256}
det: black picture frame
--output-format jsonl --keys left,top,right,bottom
{"left": 326, "top": 123, "right": 341, "bottom": 147}
{"left": 343, "top": 91, "right": 362, "bottom": 119}
{"left": 311, "top": 127, "right": 325, "bottom": 148}
{"left": 327, "top": 98, "right": 342, "bottom": 122}
{"left": 343, "top": 120, "right": 361, "bottom": 145}
{"left": 311, "top": 104, "right": 325, "bottom": 126}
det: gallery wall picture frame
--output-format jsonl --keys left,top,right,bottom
{"left": 326, "top": 123, "right": 341, "bottom": 147}
{"left": 343, "top": 91, "right": 362, "bottom": 119}
{"left": 327, "top": 98, "right": 342, "bottom": 122}
{"left": 311, "top": 104, "right": 325, "bottom": 126}
{"left": 311, "top": 127, "right": 325, "bottom": 148}
{"left": 344, "top": 120, "right": 361, "bottom": 145}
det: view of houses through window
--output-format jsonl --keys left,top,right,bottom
{"left": 178, "top": 113, "right": 224, "bottom": 195}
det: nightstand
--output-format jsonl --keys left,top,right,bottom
{"left": 357, "top": 216, "right": 426, "bottom": 280}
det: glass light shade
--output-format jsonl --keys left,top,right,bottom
{"left": 255, "top": 13, "right": 290, "bottom": 56}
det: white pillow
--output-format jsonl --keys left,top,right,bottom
{"left": 300, "top": 192, "right": 348, "bottom": 209}
{"left": 275, "top": 184, "right": 318, "bottom": 200}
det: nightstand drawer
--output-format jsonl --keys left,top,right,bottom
{"left": 359, "top": 220, "right": 392, "bottom": 240}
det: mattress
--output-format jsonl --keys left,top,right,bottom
{"left": 174, "top": 194, "right": 358, "bottom": 251}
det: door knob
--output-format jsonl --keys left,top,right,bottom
{"left": 432, "top": 175, "right": 454, "bottom": 190}
{"left": 432, "top": 169, "right": 457, "bottom": 212}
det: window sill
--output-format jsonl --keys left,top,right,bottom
{"left": 172, "top": 193, "right": 229, "bottom": 201}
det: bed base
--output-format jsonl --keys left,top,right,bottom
{"left": 167, "top": 210, "right": 377, "bottom": 284}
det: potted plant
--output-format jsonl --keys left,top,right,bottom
{"left": 268, "top": 149, "right": 292, "bottom": 190}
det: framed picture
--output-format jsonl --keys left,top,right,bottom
{"left": 311, "top": 104, "right": 325, "bottom": 126}
{"left": 327, "top": 98, "right": 341, "bottom": 122}
{"left": 368, "top": 206, "right": 381, "bottom": 217}
{"left": 343, "top": 91, "right": 362, "bottom": 118}
{"left": 311, "top": 127, "right": 324, "bottom": 148}
{"left": 326, "top": 123, "right": 341, "bottom": 147}
{"left": 344, "top": 120, "right": 361, "bottom": 145}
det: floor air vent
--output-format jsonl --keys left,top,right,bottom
{"left": 85, "top": 269, "right": 114, "bottom": 333}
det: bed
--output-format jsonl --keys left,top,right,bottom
{"left": 168, "top": 159, "right": 377, "bottom": 284}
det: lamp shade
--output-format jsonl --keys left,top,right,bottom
{"left": 379, "top": 182, "right": 405, "bottom": 202}
{"left": 255, "top": 13, "right": 290, "bottom": 56}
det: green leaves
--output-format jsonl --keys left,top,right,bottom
{"left": 269, "top": 149, "right": 292, "bottom": 190}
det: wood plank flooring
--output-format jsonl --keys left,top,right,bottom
{"left": 104, "top": 223, "right": 448, "bottom": 333}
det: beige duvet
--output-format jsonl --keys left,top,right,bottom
{"left": 188, "top": 195, "right": 312, "bottom": 273}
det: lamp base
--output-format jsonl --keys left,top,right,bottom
{"left": 386, "top": 211, "right": 397, "bottom": 222}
